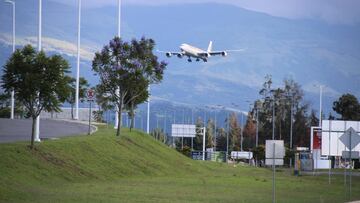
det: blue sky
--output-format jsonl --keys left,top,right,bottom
{"left": 0, "top": 0, "right": 359, "bottom": 114}
{"left": 49, "top": 0, "right": 360, "bottom": 25}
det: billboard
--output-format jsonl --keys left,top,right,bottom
{"left": 321, "top": 120, "right": 360, "bottom": 156}
{"left": 171, "top": 124, "right": 196, "bottom": 137}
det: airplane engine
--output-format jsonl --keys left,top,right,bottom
{"left": 166, "top": 52, "right": 172, "bottom": 57}
{"left": 204, "top": 53, "right": 210, "bottom": 58}
{"left": 222, "top": 51, "right": 228, "bottom": 57}
{"left": 177, "top": 53, "right": 183, "bottom": 58}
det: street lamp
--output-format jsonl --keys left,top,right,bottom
{"left": 314, "top": 84, "right": 324, "bottom": 128}
{"left": 114, "top": 0, "right": 122, "bottom": 129}
{"left": 74, "top": 0, "right": 81, "bottom": 120}
{"left": 34, "top": 0, "right": 42, "bottom": 142}
{"left": 4, "top": 0, "right": 15, "bottom": 120}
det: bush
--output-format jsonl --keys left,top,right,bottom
{"left": 0, "top": 107, "right": 10, "bottom": 118}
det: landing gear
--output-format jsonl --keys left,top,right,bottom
{"left": 203, "top": 58, "right": 208, "bottom": 62}
{"left": 196, "top": 58, "right": 200, "bottom": 62}
{"left": 188, "top": 58, "right": 192, "bottom": 62}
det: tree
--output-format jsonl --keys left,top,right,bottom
{"left": 243, "top": 113, "right": 256, "bottom": 150}
{"left": 151, "top": 128, "right": 166, "bottom": 143}
{"left": 215, "top": 128, "right": 227, "bottom": 151}
{"left": 308, "top": 110, "right": 319, "bottom": 127}
{"left": 92, "top": 37, "right": 166, "bottom": 136}
{"left": 229, "top": 112, "right": 241, "bottom": 151}
{"left": 1, "top": 45, "right": 70, "bottom": 149}
{"left": 64, "top": 76, "right": 89, "bottom": 119}
{"left": 205, "top": 119, "right": 214, "bottom": 148}
{"left": 124, "top": 76, "right": 148, "bottom": 132}
{"left": 333, "top": 93, "right": 360, "bottom": 120}
{"left": 252, "top": 76, "right": 310, "bottom": 148}
{"left": 193, "top": 117, "right": 204, "bottom": 150}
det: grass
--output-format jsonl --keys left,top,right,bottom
{"left": 0, "top": 126, "right": 359, "bottom": 202}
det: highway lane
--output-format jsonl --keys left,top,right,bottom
{"left": 0, "top": 118, "right": 90, "bottom": 143}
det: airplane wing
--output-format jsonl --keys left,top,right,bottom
{"left": 157, "top": 50, "right": 184, "bottom": 57}
{"left": 207, "top": 49, "right": 246, "bottom": 56}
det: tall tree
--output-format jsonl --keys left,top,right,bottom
{"left": 92, "top": 37, "right": 166, "bottom": 136}
{"left": 64, "top": 76, "right": 89, "bottom": 119}
{"left": 205, "top": 119, "right": 214, "bottom": 148}
{"left": 193, "top": 117, "right": 204, "bottom": 150}
{"left": 243, "top": 113, "right": 256, "bottom": 150}
{"left": 1, "top": 45, "right": 70, "bottom": 148}
{"left": 229, "top": 112, "right": 241, "bottom": 151}
{"left": 215, "top": 128, "right": 227, "bottom": 151}
{"left": 252, "top": 76, "right": 309, "bottom": 148}
{"left": 333, "top": 93, "right": 360, "bottom": 120}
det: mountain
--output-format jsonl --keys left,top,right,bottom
{"left": 1, "top": 1, "right": 359, "bottom": 116}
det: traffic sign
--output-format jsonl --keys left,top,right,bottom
{"left": 339, "top": 127, "right": 360, "bottom": 150}
{"left": 87, "top": 89, "right": 95, "bottom": 101}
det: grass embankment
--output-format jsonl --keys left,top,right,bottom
{"left": 0, "top": 126, "right": 359, "bottom": 203}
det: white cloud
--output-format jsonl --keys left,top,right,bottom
{"left": 0, "top": 33, "right": 96, "bottom": 61}
{"left": 50, "top": 0, "right": 360, "bottom": 25}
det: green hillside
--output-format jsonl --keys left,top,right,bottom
{"left": 0, "top": 126, "right": 359, "bottom": 203}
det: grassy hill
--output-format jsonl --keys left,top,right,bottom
{"left": 0, "top": 126, "right": 359, "bottom": 202}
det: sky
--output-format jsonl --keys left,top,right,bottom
{"left": 49, "top": 0, "right": 360, "bottom": 25}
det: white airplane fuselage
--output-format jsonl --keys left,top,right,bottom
{"left": 180, "top": 43, "right": 208, "bottom": 60}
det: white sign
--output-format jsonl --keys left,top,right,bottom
{"left": 231, "top": 151, "right": 253, "bottom": 159}
{"left": 266, "top": 140, "right": 285, "bottom": 159}
{"left": 171, "top": 124, "right": 196, "bottom": 137}
{"left": 321, "top": 120, "right": 360, "bottom": 156}
{"left": 265, "top": 140, "right": 285, "bottom": 166}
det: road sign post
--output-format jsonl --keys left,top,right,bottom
{"left": 87, "top": 89, "right": 95, "bottom": 135}
{"left": 339, "top": 127, "right": 360, "bottom": 200}
{"left": 265, "top": 140, "right": 285, "bottom": 203}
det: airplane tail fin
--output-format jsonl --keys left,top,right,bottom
{"left": 207, "top": 41, "right": 213, "bottom": 52}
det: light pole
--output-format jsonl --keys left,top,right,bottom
{"left": 4, "top": 0, "right": 15, "bottom": 119}
{"left": 34, "top": 0, "right": 42, "bottom": 142}
{"left": 319, "top": 85, "right": 323, "bottom": 128}
{"left": 146, "top": 88, "right": 150, "bottom": 134}
{"left": 74, "top": 0, "right": 81, "bottom": 120}
{"left": 114, "top": 0, "right": 121, "bottom": 129}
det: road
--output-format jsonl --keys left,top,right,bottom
{"left": 0, "top": 118, "right": 91, "bottom": 143}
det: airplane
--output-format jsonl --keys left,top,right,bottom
{"left": 159, "top": 41, "right": 244, "bottom": 62}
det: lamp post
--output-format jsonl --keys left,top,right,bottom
{"left": 34, "top": 0, "right": 42, "bottom": 142}
{"left": 4, "top": 0, "right": 15, "bottom": 119}
{"left": 74, "top": 0, "right": 81, "bottom": 120}
{"left": 146, "top": 89, "right": 150, "bottom": 133}
{"left": 114, "top": 0, "right": 121, "bottom": 129}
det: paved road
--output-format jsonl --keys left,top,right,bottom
{"left": 0, "top": 118, "right": 90, "bottom": 143}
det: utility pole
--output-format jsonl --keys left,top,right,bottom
{"left": 272, "top": 98, "right": 275, "bottom": 140}
{"left": 256, "top": 107, "right": 259, "bottom": 147}
{"left": 34, "top": 0, "right": 42, "bottom": 142}
{"left": 146, "top": 86, "right": 150, "bottom": 134}
{"left": 74, "top": 0, "right": 81, "bottom": 120}
{"left": 114, "top": 0, "right": 121, "bottom": 129}
{"left": 4, "top": 0, "right": 15, "bottom": 119}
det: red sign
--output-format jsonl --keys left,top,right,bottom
{"left": 313, "top": 131, "right": 322, "bottom": 149}
{"left": 87, "top": 89, "right": 95, "bottom": 100}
